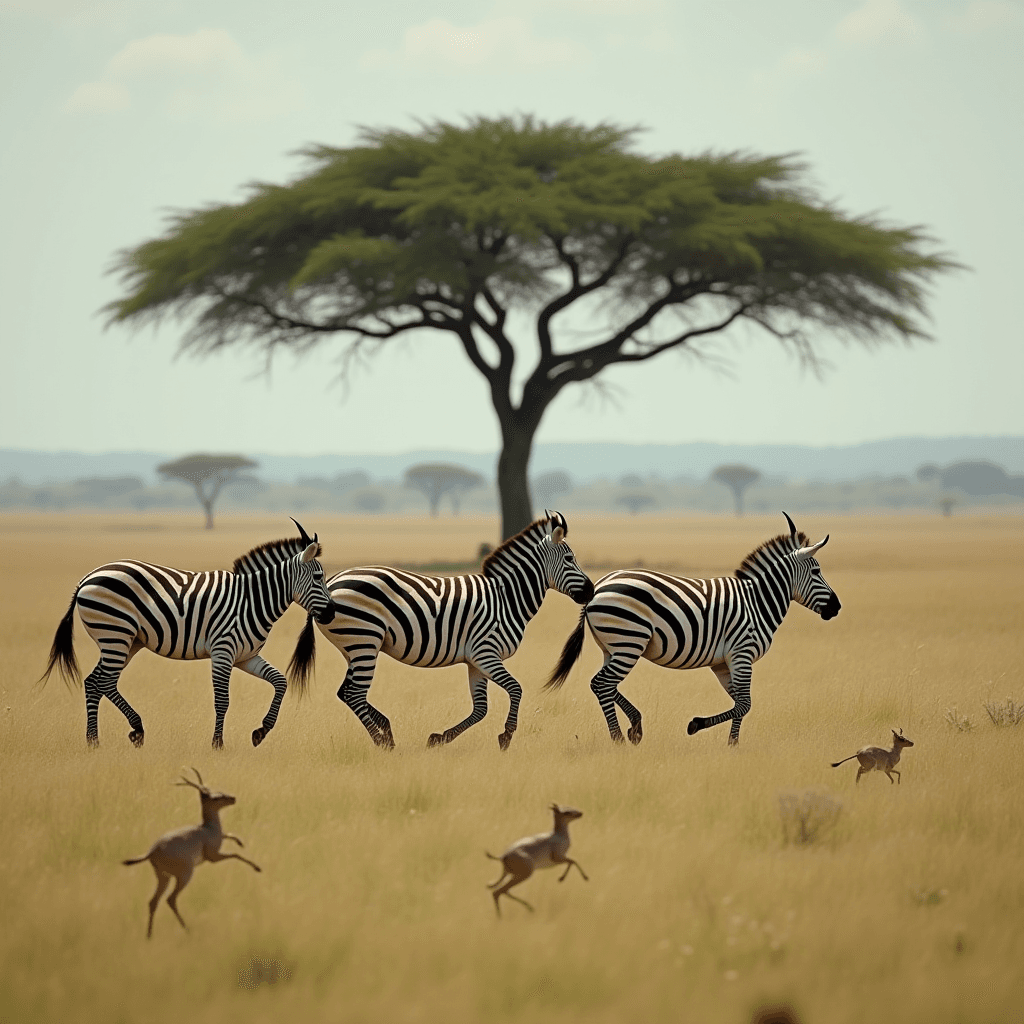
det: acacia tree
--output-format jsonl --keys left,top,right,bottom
{"left": 404, "top": 463, "right": 485, "bottom": 515}
{"left": 711, "top": 464, "right": 761, "bottom": 515}
{"left": 158, "top": 453, "right": 256, "bottom": 528}
{"left": 107, "top": 116, "right": 958, "bottom": 538}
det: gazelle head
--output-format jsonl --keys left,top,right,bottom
{"left": 551, "top": 803, "right": 584, "bottom": 823}
{"left": 175, "top": 767, "right": 236, "bottom": 813}
{"left": 893, "top": 728, "right": 914, "bottom": 748}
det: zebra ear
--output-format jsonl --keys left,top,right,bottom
{"left": 290, "top": 518, "right": 313, "bottom": 546}
{"left": 299, "top": 542, "right": 318, "bottom": 564}
{"left": 794, "top": 535, "right": 829, "bottom": 559}
{"left": 550, "top": 526, "right": 566, "bottom": 545}
{"left": 783, "top": 511, "right": 797, "bottom": 540}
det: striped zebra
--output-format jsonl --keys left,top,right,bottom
{"left": 287, "top": 511, "right": 594, "bottom": 750}
{"left": 41, "top": 520, "right": 338, "bottom": 749}
{"left": 546, "top": 513, "right": 840, "bottom": 745}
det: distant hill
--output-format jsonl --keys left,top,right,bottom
{"left": 1, "top": 436, "right": 1022, "bottom": 485}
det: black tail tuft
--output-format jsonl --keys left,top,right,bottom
{"left": 545, "top": 608, "right": 588, "bottom": 690}
{"left": 287, "top": 613, "right": 317, "bottom": 697}
{"left": 39, "top": 592, "right": 80, "bottom": 688}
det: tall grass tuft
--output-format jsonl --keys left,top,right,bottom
{"left": 982, "top": 697, "right": 1024, "bottom": 727}
{"left": 778, "top": 791, "right": 842, "bottom": 846}
{"left": 943, "top": 706, "right": 974, "bottom": 731}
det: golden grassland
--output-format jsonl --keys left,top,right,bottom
{"left": 1, "top": 511, "right": 1022, "bottom": 1024}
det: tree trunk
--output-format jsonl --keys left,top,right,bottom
{"left": 496, "top": 406, "right": 543, "bottom": 539}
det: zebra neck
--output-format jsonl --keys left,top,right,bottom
{"left": 488, "top": 562, "right": 546, "bottom": 627}
{"left": 237, "top": 561, "right": 294, "bottom": 631}
{"left": 746, "top": 566, "right": 793, "bottom": 636}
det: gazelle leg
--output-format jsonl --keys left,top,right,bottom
{"left": 491, "top": 856, "right": 535, "bottom": 916}
{"left": 429, "top": 665, "right": 488, "bottom": 747}
{"left": 165, "top": 865, "right": 193, "bottom": 933}
{"left": 205, "top": 849, "right": 261, "bottom": 872}
{"left": 557, "top": 857, "right": 589, "bottom": 882}
{"left": 146, "top": 868, "right": 171, "bottom": 938}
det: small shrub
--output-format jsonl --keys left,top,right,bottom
{"left": 943, "top": 707, "right": 974, "bottom": 732}
{"left": 911, "top": 887, "right": 948, "bottom": 906}
{"left": 778, "top": 791, "right": 842, "bottom": 846}
{"left": 237, "top": 955, "right": 294, "bottom": 990}
{"left": 982, "top": 697, "right": 1024, "bottom": 727}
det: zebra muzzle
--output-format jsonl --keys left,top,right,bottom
{"left": 317, "top": 601, "right": 341, "bottom": 625}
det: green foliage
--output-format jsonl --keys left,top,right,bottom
{"left": 107, "top": 115, "right": 957, "bottom": 361}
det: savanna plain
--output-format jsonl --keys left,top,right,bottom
{"left": 1, "top": 511, "right": 1022, "bottom": 1024}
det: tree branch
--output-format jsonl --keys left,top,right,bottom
{"left": 536, "top": 235, "right": 633, "bottom": 360}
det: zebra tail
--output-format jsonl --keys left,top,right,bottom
{"left": 544, "top": 608, "right": 588, "bottom": 690}
{"left": 39, "top": 591, "right": 80, "bottom": 688}
{"left": 287, "top": 613, "right": 317, "bottom": 696}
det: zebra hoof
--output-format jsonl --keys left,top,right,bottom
{"left": 497, "top": 731, "right": 513, "bottom": 751}
{"left": 427, "top": 733, "right": 445, "bottom": 748}
{"left": 686, "top": 717, "right": 704, "bottom": 736}
{"left": 128, "top": 730, "right": 145, "bottom": 748}
{"left": 627, "top": 724, "right": 643, "bottom": 745}
{"left": 251, "top": 727, "right": 266, "bottom": 748}
{"left": 86, "top": 735, "right": 100, "bottom": 749}
{"left": 212, "top": 735, "right": 225, "bottom": 750}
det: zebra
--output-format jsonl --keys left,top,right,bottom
{"left": 40, "top": 520, "right": 339, "bottom": 749}
{"left": 545, "top": 513, "right": 840, "bottom": 746}
{"left": 287, "top": 511, "right": 594, "bottom": 751}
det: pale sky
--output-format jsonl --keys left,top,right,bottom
{"left": 1, "top": 0, "right": 1021, "bottom": 456}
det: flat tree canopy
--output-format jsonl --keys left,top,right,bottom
{"left": 158, "top": 453, "right": 256, "bottom": 529}
{"left": 711, "top": 464, "right": 762, "bottom": 515}
{"left": 107, "top": 116, "right": 959, "bottom": 538}
{"left": 404, "top": 463, "right": 485, "bottom": 516}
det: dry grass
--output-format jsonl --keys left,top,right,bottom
{"left": 1, "top": 511, "right": 1023, "bottom": 1024}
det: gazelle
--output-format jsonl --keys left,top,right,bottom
{"left": 486, "top": 804, "right": 588, "bottom": 916}
{"left": 832, "top": 729, "right": 914, "bottom": 784}
{"left": 122, "top": 768, "right": 260, "bottom": 937}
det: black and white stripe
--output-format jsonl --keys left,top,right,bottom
{"left": 289, "top": 511, "right": 594, "bottom": 750}
{"left": 42, "top": 521, "right": 337, "bottom": 749}
{"left": 546, "top": 513, "right": 840, "bottom": 745}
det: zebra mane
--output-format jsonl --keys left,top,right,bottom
{"left": 232, "top": 537, "right": 321, "bottom": 576}
{"left": 735, "top": 531, "right": 809, "bottom": 581}
{"left": 481, "top": 512, "right": 567, "bottom": 578}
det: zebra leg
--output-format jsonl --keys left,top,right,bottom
{"left": 428, "top": 665, "right": 488, "bottom": 747}
{"left": 236, "top": 655, "right": 287, "bottom": 748}
{"left": 687, "top": 655, "right": 753, "bottom": 745}
{"left": 85, "top": 646, "right": 145, "bottom": 747}
{"left": 613, "top": 690, "right": 644, "bottom": 745}
{"left": 337, "top": 653, "right": 394, "bottom": 749}
{"left": 589, "top": 652, "right": 642, "bottom": 744}
{"left": 209, "top": 648, "right": 236, "bottom": 749}
{"left": 474, "top": 657, "right": 522, "bottom": 751}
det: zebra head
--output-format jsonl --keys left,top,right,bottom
{"left": 540, "top": 510, "right": 594, "bottom": 605}
{"left": 289, "top": 520, "right": 339, "bottom": 625}
{"left": 784, "top": 513, "right": 841, "bottom": 621}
